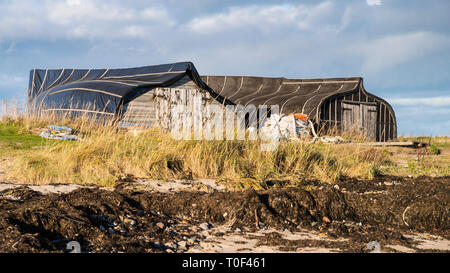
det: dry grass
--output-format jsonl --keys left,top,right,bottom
{"left": 0, "top": 113, "right": 394, "bottom": 188}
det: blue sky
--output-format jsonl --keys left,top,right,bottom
{"left": 0, "top": 0, "right": 449, "bottom": 136}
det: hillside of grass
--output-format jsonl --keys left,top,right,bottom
{"left": 0, "top": 119, "right": 64, "bottom": 155}
{"left": 0, "top": 115, "right": 448, "bottom": 188}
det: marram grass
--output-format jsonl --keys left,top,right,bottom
{"left": 2, "top": 114, "right": 392, "bottom": 188}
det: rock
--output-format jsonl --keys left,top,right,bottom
{"left": 166, "top": 249, "right": 174, "bottom": 253}
{"left": 153, "top": 242, "right": 163, "bottom": 249}
{"left": 192, "top": 246, "right": 203, "bottom": 252}
{"left": 191, "top": 226, "right": 200, "bottom": 232}
{"left": 199, "top": 222, "right": 211, "bottom": 230}
{"left": 235, "top": 228, "right": 242, "bottom": 233}
{"left": 187, "top": 237, "right": 196, "bottom": 244}
{"left": 156, "top": 222, "right": 165, "bottom": 229}
{"left": 334, "top": 185, "right": 340, "bottom": 190}
{"left": 323, "top": 216, "right": 331, "bottom": 223}
{"left": 165, "top": 242, "right": 176, "bottom": 249}
{"left": 178, "top": 241, "right": 187, "bottom": 249}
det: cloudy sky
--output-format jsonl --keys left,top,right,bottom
{"left": 0, "top": 0, "right": 449, "bottom": 136}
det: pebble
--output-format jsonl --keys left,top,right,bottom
{"left": 154, "top": 242, "right": 163, "bottom": 249}
{"left": 187, "top": 237, "right": 196, "bottom": 244}
{"left": 334, "top": 185, "right": 340, "bottom": 190}
{"left": 191, "top": 226, "right": 200, "bottom": 232}
{"left": 213, "top": 231, "right": 225, "bottom": 236}
{"left": 199, "top": 222, "right": 211, "bottom": 230}
{"left": 165, "top": 242, "right": 176, "bottom": 249}
{"left": 178, "top": 241, "right": 187, "bottom": 249}
{"left": 123, "top": 218, "right": 134, "bottom": 225}
{"left": 191, "top": 246, "right": 203, "bottom": 252}
{"left": 235, "top": 228, "right": 242, "bottom": 233}
{"left": 156, "top": 222, "right": 165, "bottom": 229}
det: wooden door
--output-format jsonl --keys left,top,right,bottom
{"left": 342, "top": 102, "right": 377, "bottom": 140}
{"left": 342, "top": 102, "right": 361, "bottom": 133}
{"left": 361, "top": 104, "right": 377, "bottom": 140}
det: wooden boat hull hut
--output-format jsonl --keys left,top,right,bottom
{"left": 27, "top": 62, "right": 396, "bottom": 141}
{"left": 27, "top": 62, "right": 227, "bottom": 131}
{"left": 203, "top": 76, "right": 396, "bottom": 141}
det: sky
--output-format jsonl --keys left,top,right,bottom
{"left": 0, "top": 0, "right": 449, "bottom": 136}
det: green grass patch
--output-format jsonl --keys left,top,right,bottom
{"left": 0, "top": 121, "right": 47, "bottom": 154}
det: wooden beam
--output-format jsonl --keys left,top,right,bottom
{"left": 354, "top": 141, "right": 428, "bottom": 148}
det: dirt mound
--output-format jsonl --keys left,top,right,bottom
{"left": 133, "top": 187, "right": 357, "bottom": 230}
{"left": 0, "top": 176, "right": 448, "bottom": 252}
{"left": 343, "top": 176, "right": 449, "bottom": 232}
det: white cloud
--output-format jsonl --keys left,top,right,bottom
{"left": 338, "top": 6, "right": 353, "bottom": 33}
{"left": 0, "top": 0, "right": 174, "bottom": 40}
{"left": 366, "top": 0, "right": 381, "bottom": 6}
{"left": 186, "top": 2, "right": 337, "bottom": 34}
{"left": 357, "top": 32, "right": 450, "bottom": 72}
{"left": 388, "top": 96, "right": 450, "bottom": 107}
{"left": 67, "top": 0, "right": 81, "bottom": 6}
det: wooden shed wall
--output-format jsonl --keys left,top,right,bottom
{"left": 319, "top": 87, "right": 397, "bottom": 141}
{"left": 119, "top": 75, "right": 228, "bottom": 134}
